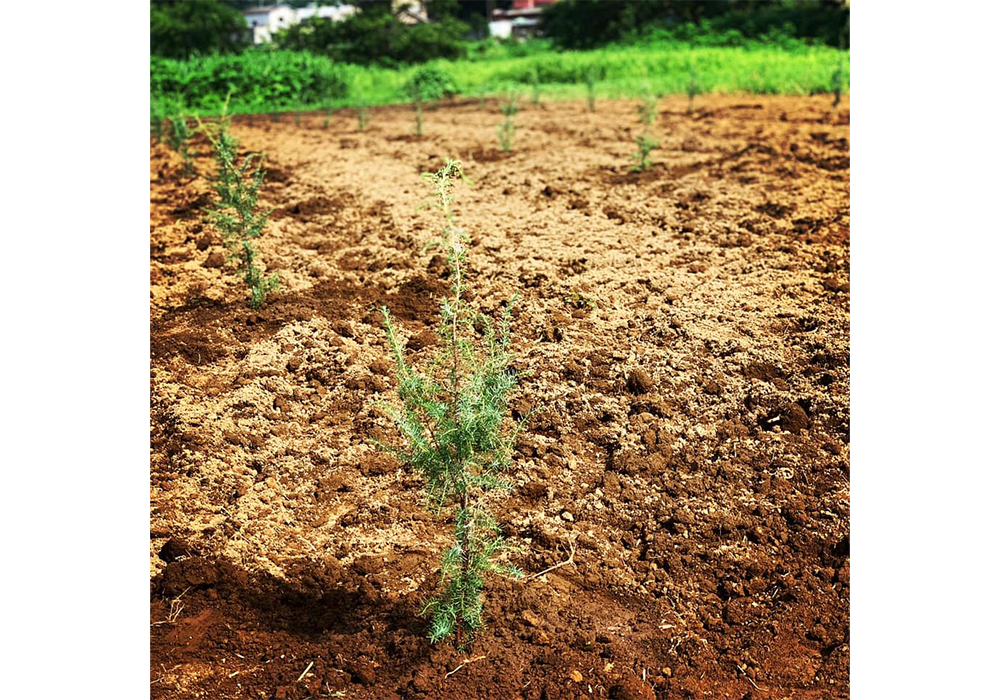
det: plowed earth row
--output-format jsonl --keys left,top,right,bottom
{"left": 150, "top": 95, "right": 849, "bottom": 700}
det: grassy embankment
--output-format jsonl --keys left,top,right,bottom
{"left": 151, "top": 40, "right": 849, "bottom": 118}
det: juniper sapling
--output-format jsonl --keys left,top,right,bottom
{"left": 200, "top": 116, "right": 279, "bottom": 309}
{"left": 831, "top": 60, "right": 844, "bottom": 108}
{"left": 584, "top": 67, "right": 598, "bottom": 112}
{"left": 638, "top": 87, "right": 658, "bottom": 127}
{"left": 380, "top": 160, "right": 525, "bottom": 649}
{"left": 631, "top": 132, "right": 659, "bottom": 172}
{"left": 407, "top": 82, "right": 424, "bottom": 136}
{"left": 357, "top": 97, "right": 370, "bottom": 131}
{"left": 497, "top": 91, "right": 518, "bottom": 153}
{"left": 529, "top": 68, "right": 541, "bottom": 106}
{"left": 686, "top": 65, "right": 702, "bottom": 115}
{"left": 167, "top": 114, "right": 195, "bottom": 175}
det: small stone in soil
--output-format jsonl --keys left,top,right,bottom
{"left": 627, "top": 368, "right": 655, "bottom": 394}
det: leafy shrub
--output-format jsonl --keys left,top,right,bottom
{"left": 403, "top": 67, "right": 459, "bottom": 102}
{"left": 380, "top": 160, "right": 525, "bottom": 648}
{"left": 150, "top": 51, "right": 349, "bottom": 114}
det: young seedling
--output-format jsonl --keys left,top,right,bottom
{"left": 166, "top": 114, "right": 195, "bottom": 175}
{"left": 638, "top": 88, "right": 658, "bottom": 127}
{"left": 565, "top": 290, "right": 596, "bottom": 313}
{"left": 151, "top": 103, "right": 167, "bottom": 143}
{"left": 529, "top": 68, "right": 541, "bottom": 107}
{"left": 380, "top": 160, "right": 525, "bottom": 649}
{"left": 497, "top": 91, "right": 518, "bottom": 153}
{"left": 294, "top": 111, "right": 302, "bottom": 127}
{"left": 199, "top": 114, "right": 279, "bottom": 309}
{"left": 834, "top": 17, "right": 848, "bottom": 108}
{"left": 686, "top": 65, "right": 702, "bottom": 115}
{"left": 357, "top": 96, "right": 370, "bottom": 131}
{"left": 630, "top": 132, "right": 659, "bottom": 172}
{"left": 323, "top": 108, "right": 332, "bottom": 129}
{"left": 584, "top": 68, "right": 598, "bottom": 112}
{"left": 831, "top": 60, "right": 844, "bottom": 108}
{"left": 406, "top": 81, "right": 424, "bottom": 136}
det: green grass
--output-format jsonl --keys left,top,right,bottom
{"left": 151, "top": 41, "right": 849, "bottom": 118}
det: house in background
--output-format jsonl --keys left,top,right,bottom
{"left": 243, "top": 5, "right": 296, "bottom": 44}
{"left": 392, "top": 0, "right": 429, "bottom": 25}
{"left": 243, "top": 4, "right": 358, "bottom": 45}
{"left": 489, "top": 0, "right": 558, "bottom": 40}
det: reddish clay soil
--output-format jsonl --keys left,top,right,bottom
{"left": 150, "top": 95, "right": 849, "bottom": 700}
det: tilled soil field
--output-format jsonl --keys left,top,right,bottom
{"left": 150, "top": 95, "right": 849, "bottom": 700}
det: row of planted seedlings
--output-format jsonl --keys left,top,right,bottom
{"left": 156, "top": 98, "right": 528, "bottom": 646}
{"left": 153, "top": 74, "right": 674, "bottom": 321}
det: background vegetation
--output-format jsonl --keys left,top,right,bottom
{"left": 150, "top": 0, "right": 849, "bottom": 117}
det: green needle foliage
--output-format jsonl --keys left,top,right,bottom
{"left": 631, "top": 132, "right": 659, "bottom": 172}
{"left": 497, "top": 91, "right": 518, "bottom": 153}
{"left": 380, "top": 160, "right": 525, "bottom": 649}
{"left": 200, "top": 113, "right": 279, "bottom": 309}
{"left": 529, "top": 67, "right": 541, "bottom": 107}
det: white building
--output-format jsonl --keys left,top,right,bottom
{"left": 296, "top": 4, "right": 358, "bottom": 23}
{"left": 243, "top": 4, "right": 358, "bottom": 45}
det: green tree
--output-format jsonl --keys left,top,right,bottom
{"left": 274, "top": 8, "right": 468, "bottom": 66}
{"left": 151, "top": 1, "right": 248, "bottom": 60}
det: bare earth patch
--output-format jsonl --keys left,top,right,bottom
{"left": 151, "top": 95, "right": 849, "bottom": 700}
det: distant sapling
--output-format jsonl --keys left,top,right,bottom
{"left": 831, "top": 60, "right": 845, "bottom": 108}
{"left": 638, "top": 86, "right": 658, "bottom": 127}
{"left": 630, "top": 132, "right": 659, "bottom": 172}
{"left": 406, "top": 81, "right": 424, "bottom": 136}
{"left": 167, "top": 114, "right": 195, "bottom": 175}
{"left": 199, "top": 115, "right": 280, "bottom": 309}
{"left": 357, "top": 95, "right": 370, "bottom": 131}
{"left": 379, "top": 160, "right": 525, "bottom": 649}
{"left": 686, "top": 65, "right": 702, "bottom": 115}
{"left": 497, "top": 91, "right": 519, "bottom": 153}
{"left": 529, "top": 67, "right": 541, "bottom": 106}
{"left": 584, "top": 67, "right": 598, "bottom": 112}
